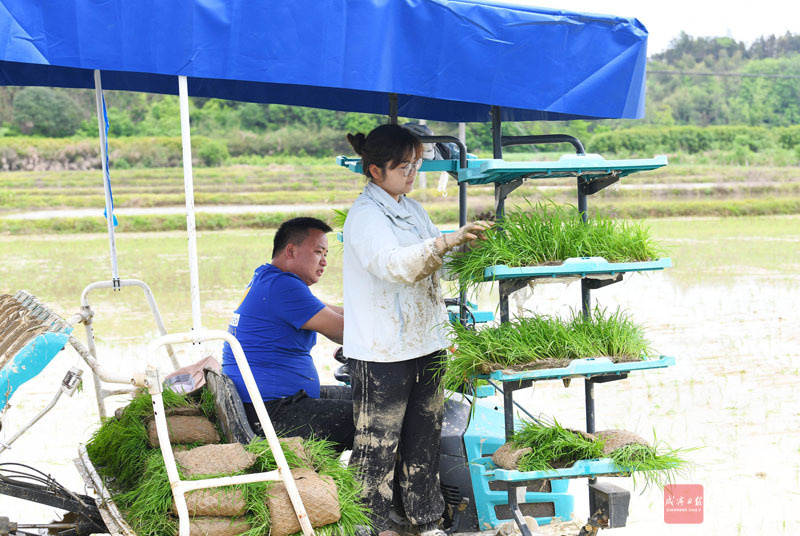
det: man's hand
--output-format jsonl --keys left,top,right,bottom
{"left": 302, "top": 306, "right": 344, "bottom": 344}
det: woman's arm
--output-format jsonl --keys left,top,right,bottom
{"left": 347, "top": 206, "right": 490, "bottom": 285}
{"left": 348, "top": 209, "right": 443, "bottom": 284}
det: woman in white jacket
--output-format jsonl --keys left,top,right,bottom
{"left": 343, "top": 124, "right": 488, "bottom": 536}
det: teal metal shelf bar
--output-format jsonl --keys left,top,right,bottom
{"left": 482, "top": 355, "right": 676, "bottom": 383}
{"left": 492, "top": 458, "right": 633, "bottom": 482}
{"left": 336, "top": 155, "right": 485, "bottom": 175}
{"left": 457, "top": 154, "right": 668, "bottom": 186}
{"left": 483, "top": 257, "right": 672, "bottom": 281}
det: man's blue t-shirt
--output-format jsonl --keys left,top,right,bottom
{"left": 221, "top": 263, "right": 325, "bottom": 403}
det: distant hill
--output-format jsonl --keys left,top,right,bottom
{"left": 644, "top": 32, "right": 800, "bottom": 128}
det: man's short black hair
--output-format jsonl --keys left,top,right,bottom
{"left": 272, "top": 217, "right": 333, "bottom": 258}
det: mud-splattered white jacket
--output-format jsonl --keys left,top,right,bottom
{"left": 343, "top": 181, "right": 449, "bottom": 362}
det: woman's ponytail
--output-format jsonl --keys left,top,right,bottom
{"left": 347, "top": 132, "right": 367, "bottom": 156}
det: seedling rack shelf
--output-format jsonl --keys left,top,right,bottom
{"left": 483, "top": 257, "right": 672, "bottom": 282}
{"left": 463, "top": 117, "right": 676, "bottom": 536}
{"left": 337, "top": 124, "right": 676, "bottom": 535}
{"left": 336, "top": 155, "right": 485, "bottom": 174}
{"left": 481, "top": 355, "right": 676, "bottom": 385}
{"left": 456, "top": 154, "right": 668, "bottom": 186}
{"left": 494, "top": 460, "right": 631, "bottom": 482}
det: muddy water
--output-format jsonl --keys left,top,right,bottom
{"left": 2, "top": 220, "right": 799, "bottom": 534}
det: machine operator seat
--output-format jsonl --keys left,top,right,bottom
{"left": 203, "top": 368, "right": 256, "bottom": 445}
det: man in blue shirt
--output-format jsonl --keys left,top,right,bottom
{"left": 221, "top": 217, "right": 352, "bottom": 450}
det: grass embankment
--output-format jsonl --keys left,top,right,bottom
{"left": 2, "top": 159, "right": 800, "bottom": 234}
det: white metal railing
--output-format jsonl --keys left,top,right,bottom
{"left": 76, "top": 279, "right": 177, "bottom": 418}
{"left": 145, "top": 330, "right": 314, "bottom": 536}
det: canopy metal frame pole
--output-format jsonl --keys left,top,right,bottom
{"left": 93, "top": 70, "right": 119, "bottom": 290}
{"left": 389, "top": 93, "right": 398, "bottom": 124}
{"left": 457, "top": 122, "right": 468, "bottom": 323}
{"left": 177, "top": 76, "right": 203, "bottom": 337}
{"left": 491, "top": 106, "right": 515, "bottom": 327}
{"left": 457, "top": 123, "right": 467, "bottom": 227}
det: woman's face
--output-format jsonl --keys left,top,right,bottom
{"left": 370, "top": 149, "right": 422, "bottom": 202}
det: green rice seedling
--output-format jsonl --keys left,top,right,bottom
{"left": 440, "top": 307, "right": 654, "bottom": 391}
{"left": 90, "top": 391, "right": 369, "bottom": 536}
{"left": 332, "top": 208, "right": 349, "bottom": 231}
{"left": 514, "top": 419, "right": 604, "bottom": 472}
{"left": 243, "top": 437, "right": 370, "bottom": 536}
{"left": 513, "top": 421, "right": 692, "bottom": 491}
{"left": 86, "top": 388, "right": 194, "bottom": 491}
{"left": 609, "top": 437, "right": 694, "bottom": 491}
{"left": 199, "top": 387, "right": 217, "bottom": 421}
{"left": 273, "top": 438, "right": 370, "bottom": 536}
{"left": 114, "top": 437, "right": 369, "bottom": 536}
{"left": 114, "top": 450, "right": 177, "bottom": 536}
{"left": 198, "top": 387, "right": 228, "bottom": 443}
{"left": 445, "top": 199, "right": 666, "bottom": 287}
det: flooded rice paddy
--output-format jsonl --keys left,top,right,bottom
{"left": 1, "top": 215, "right": 798, "bottom": 534}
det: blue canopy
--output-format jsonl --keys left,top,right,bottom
{"left": 0, "top": 0, "right": 648, "bottom": 122}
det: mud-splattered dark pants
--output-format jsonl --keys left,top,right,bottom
{"left": 243, "top": 385, "right": 354, "bottom": 452}
{"left": 348, "top": 351, "right": 445, "bottom": 531}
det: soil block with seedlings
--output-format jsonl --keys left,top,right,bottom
{"left": 86, "top": 388, "right": 369, "bottom": 536}
{"left": 440, "top": 306, "right": 654, "bottom": 392}
{"left": 498, "top": 419, "right": 693, "bottom": 491}
{"left": 445, "top": 199, "right": 666, "bottom": 289}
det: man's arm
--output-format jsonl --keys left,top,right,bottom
{"left": 323, "top": 302, "right": 343, "bottom": 315}
{"left": 302, "top": 306, "right": 344, "bottom": 344}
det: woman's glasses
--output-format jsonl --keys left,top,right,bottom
{"left": 399, "top": 158, "right": 423, "bottom": 177}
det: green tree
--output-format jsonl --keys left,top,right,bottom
{"left": 238, "top": 102, "right": 270, "bottom": 131}
{"left": 135, "top": 96, "right": 182, "bottom": 136}
{"left": 732, "top": 56, "right": 800, "bottom": 126}
{"left": 342, "top": 113, "right": 380, "bottom": 135}
{"left": 12, "top": 87, "right": 84, "bottom": 137}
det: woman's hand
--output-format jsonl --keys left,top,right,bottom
{"left": 436, "top": 221, "right": 492, "bottom": 254}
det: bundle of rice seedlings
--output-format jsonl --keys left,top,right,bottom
{"left": 513, "top": 419, "right": 604, "bottom": 472}
{"left": 86, "top": 388, "right": 197, "bottom": 491}
{"left": 445, "top": 199, "right": 666, "bottom": 288}
{"left": 113, "top": 436, "right": 368, "bottom": 536}
{"left": 87, "top": 389, "right": 370, "bottom": 536}
{"left": 440, "top": 307, "right": 654, "bottom": 391}
{"left": 512, "top": 419, "right": 692, "bottom": 490}
{"left": 244, "top": 437, "right": 369, "bottom": 536}
{"left": 332, "top": 208, "right": 348, "bottom": 231}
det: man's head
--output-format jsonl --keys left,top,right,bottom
{"left": 272, "top": 217, "right": 333, "bottom": 285}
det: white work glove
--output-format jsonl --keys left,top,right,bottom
{"left": 383, "top": 221, "right": 492, "bottom": 284}
{"left": 435, "top": 221, "right": 492, "bottom": 255}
